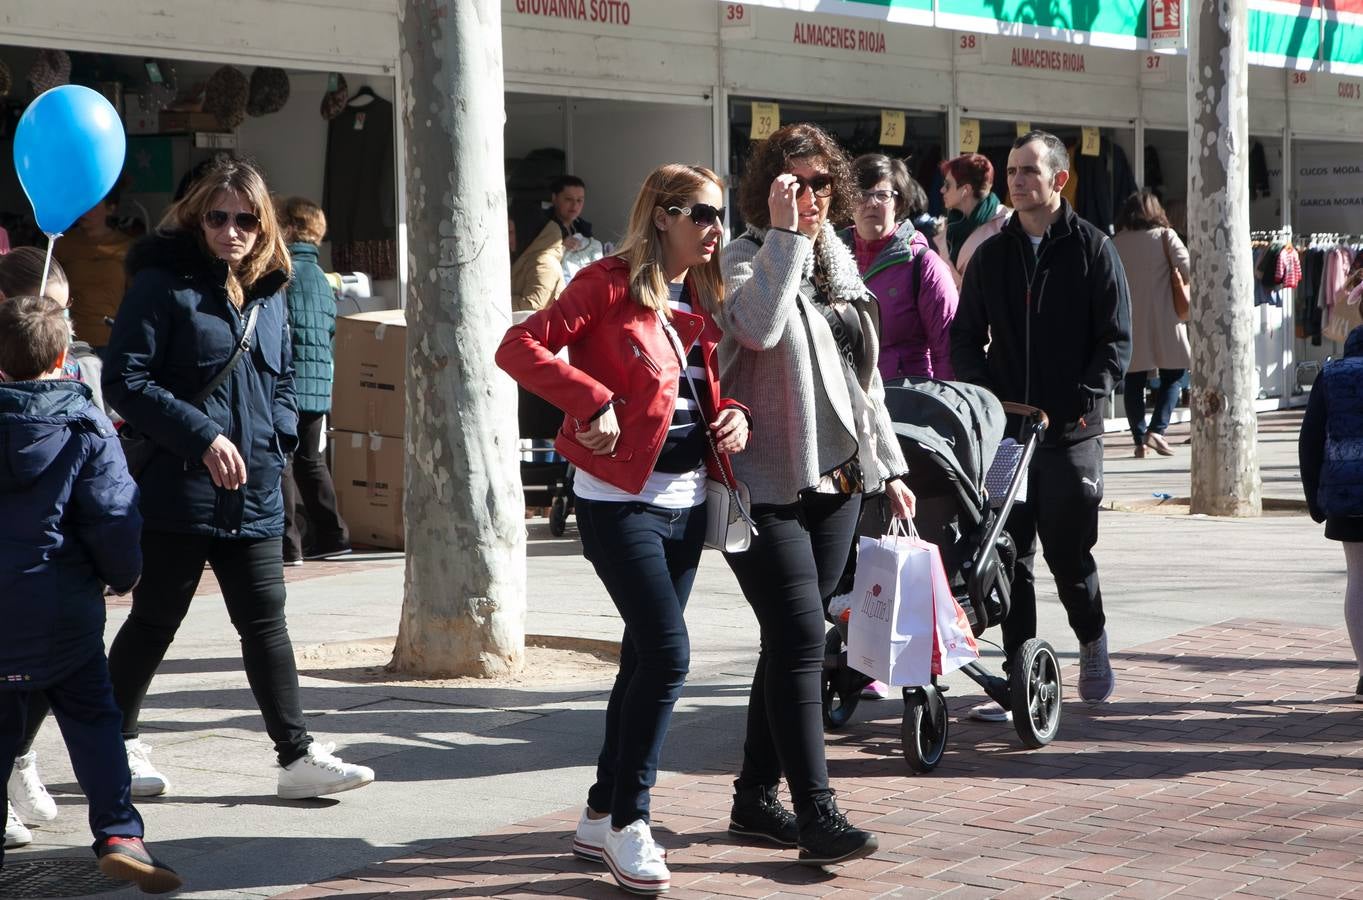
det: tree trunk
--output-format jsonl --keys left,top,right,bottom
{"left": 1187, "top": 0, "right": 1262, "bottom": 516}
{"left": 392, "top": 0, "right": 526, "bottom": 675}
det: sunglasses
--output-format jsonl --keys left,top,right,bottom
{"left": 203, "top": 210, "right": 261, "bottom": 232}
{"left": 666, "top": 203, "right": 726, "bottom": 228}
{"left": 793, "top": 174, "right": 835, "bottom": 199}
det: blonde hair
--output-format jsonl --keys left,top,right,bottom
{"left": 277, "top": 195, "right": 327, "bottom": 246}
{"left": 614, "top": 164, "right": 725, "bottom": 315}
{"left": 159, "top": 156, "right": 291, "bottom": 307}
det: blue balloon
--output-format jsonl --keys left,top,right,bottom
{"left": 14, "top": 85, "right": 127, "bottom": 236}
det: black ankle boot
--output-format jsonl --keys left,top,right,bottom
{"left": 796, "top": 795, "right": 878, "bottom": 865}
{"left": 728, "top": 783, "right": 798, "bottom": 846}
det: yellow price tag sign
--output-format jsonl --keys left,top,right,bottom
{"left": 1016, "top": 121, "right": 1031, "bottom": 137}
{"left": 1081, "top": 126, "right": 1101, "bottom": 157}
{"left": 880, "top": 109, "right": 906, "bottom": 147}
{"left": 959, "top": 118, "right": 980, "bottom": 154}
{"left": 750, "top": 101, "right": 780, "bottom": 141}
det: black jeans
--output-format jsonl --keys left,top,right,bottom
{"left": 1125, "top": 369, "right": 1186, "bottom": 446}
{"left": 108, "top": 532, "right": 312, "bottom": 766}
{"left": 17, "top": 693, "right": 49, "bottom": 756}
{"left": 725, "top": 491, "right": 861, "bottom": 816}
{"left": 577, "top": 498, "right": 704, "bottom": 829}
{"left": 283, "top": 411, "right": 350, "bottom": 559}
{"left": 1001, "top": 438, "right": 1107, "bottom": 667}
{"left": 1, "top": 651, "right": 142, "bottom": 866}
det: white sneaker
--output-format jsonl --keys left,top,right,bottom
{"left": 9, "top": 751, "right": 57, "bottom": 823}
{"left": 604, "top": 819, "right": 670, "bottom": 895}
{"left": 124, "top": 739, "right": 169, "bottom": 797}
{"left": 572, "top": 806, "right": 610, "bottom": 862}
{"left": 277, "top": 743, "right": 375, "bottom": 800}
{"left": 4, "top": 805, "right": 32, "bottom": 849}
{"left": 968, "top": 701, "right": 1012, "bottom": 723}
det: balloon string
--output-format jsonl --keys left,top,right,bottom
{"left": 40, "top": 233, "right": 59, "bottom": 298}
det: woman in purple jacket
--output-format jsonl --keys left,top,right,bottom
{"left": 839, "top": 154, "right": 958, "bottom": 381}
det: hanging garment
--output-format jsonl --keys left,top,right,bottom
{"left": 323, "top": 95, "right": 396, "bottom": 248}
{"left": 1276, "top": 243, "right": 1302, "bottom": 290}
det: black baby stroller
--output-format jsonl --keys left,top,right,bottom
{"left": 518, "top": 385, "right": 575, "bottom": 536}
{"left": 820, "top": 378, "right": 1061, "bottom": 772}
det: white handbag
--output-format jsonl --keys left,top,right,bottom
{"left": 656, "top": 312, "right": 757, "bottom": 553}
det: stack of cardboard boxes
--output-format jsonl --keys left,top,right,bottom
{"left": 330, "top": 310, "right": 406, "bottom": 550}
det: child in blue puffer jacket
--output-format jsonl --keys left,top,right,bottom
{"left": 0, "top": 296, "right": 180, "bottom": 893}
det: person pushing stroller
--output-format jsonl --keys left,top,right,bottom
{"left": 950, "top": 130, "right": 1131, "bottom": 719}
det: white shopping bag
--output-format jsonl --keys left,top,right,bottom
{"left": 846, "top": 524, "right": 936, "bottom": 687}
{"left": 847, "top": 521, "right": 980, "bottom": 686}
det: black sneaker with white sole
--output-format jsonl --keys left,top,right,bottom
{"left": 795, "top": 796, "right": 878, "bottom": 866}
{"left": 728, "top": 783, "right": 798, "bottom": 846}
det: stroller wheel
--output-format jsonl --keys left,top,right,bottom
{"left": 1009, "top": 638, "right": 1063, "bottom": 749}
{"left": 821, "top": 627, "right": 864, "bottom": 731}
{"left": 902, "top": 687, "right": 949, "bottom": 773}
{"left": 549, "top": 495, "right": 570, "bottom": 537}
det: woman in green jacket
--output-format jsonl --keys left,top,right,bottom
{"left": 278, "top": 197, "right": 350, "bottom": 563}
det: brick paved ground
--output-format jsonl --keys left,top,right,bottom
{"left": 278, "top": 618, "right": 1363, "bottom": 899}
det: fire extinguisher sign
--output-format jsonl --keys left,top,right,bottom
{"left": 1149, "top": 0, "right": 1186, "bottom": 51}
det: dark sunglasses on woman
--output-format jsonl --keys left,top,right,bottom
{"left": 793, "top": 175, "right": 834, "bottom": 198}
{"left": 203, "top": 210, "right": 262, "bottom": 232}
{"left": 666, "top": 203, "right": 726, "bottom": 228}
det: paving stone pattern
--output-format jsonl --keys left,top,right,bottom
{"left": 275, "top": 619, "right": 1363, "bottom": 899}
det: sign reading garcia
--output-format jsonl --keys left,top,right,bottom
{"left": 1294, "top": 142, "right": 1363, "bottom": 234}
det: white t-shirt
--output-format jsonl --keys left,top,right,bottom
{"left": 1029, "top": 233, "right": 1043, "bottom": 255}
{"left": 573, "top": 284, "right": 707, "bottom": 509}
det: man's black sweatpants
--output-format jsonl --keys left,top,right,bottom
{"left": 1001, "top": 436, "right": 1107, "bottom": 667}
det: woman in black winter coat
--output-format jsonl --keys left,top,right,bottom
{"left": 102, "top": 157, "right": 375, "bottom": 801}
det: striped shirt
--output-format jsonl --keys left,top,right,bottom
{"left": 652, "top": 283, "right": 708, "bottom": 473}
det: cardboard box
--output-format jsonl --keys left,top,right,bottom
{"left": 332, "top": 309, "right": 406, "bottom": 439}
{"left": 158, "top": 110, "right": 228, "bottom": 133}
{"left": 331, "top": 430, "right": 404, "bottom": 550}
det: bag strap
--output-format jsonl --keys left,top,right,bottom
{"left": 655, "top": 311, "right": 757, "bottom": 535}
{"left": 191, "top": 302, "right": 261, "bottom": 406}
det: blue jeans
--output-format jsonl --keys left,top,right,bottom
{"left": 0, "top": 650, "right": 143, "bottom": 866}
{"left": 1125, "top": 369, "right": 1186, "bottom": 446}
{"left": 577, "top": 497, "right": 704, "bottom": 828}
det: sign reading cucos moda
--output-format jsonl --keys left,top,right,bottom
{"left": 1295, "top": 143, "right": 1363, "bottom": 233}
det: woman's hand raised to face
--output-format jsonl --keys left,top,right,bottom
{"left": 768, "top": 174, "right": 801, "bottom": 233}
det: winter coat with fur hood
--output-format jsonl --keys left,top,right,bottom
{"left": 717, "top": 223, "right": 908, "bottom": 506}
{"left": 103, "top": 230, "right": 297, "bottom": 538}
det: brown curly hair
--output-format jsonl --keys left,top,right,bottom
{"left": 738, "top": 123, "right": 856, "bottom": 231}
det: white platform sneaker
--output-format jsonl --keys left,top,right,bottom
{"left": 4, "top": 805, "right": 32, "bottom": 849}
{"left": 604, "top": 819, "right": 670, "bottom": 895}
{"left": 572, "top": 807, "right": 610, "bottom": 862}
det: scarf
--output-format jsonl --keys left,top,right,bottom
{"left": 945, "top": 191, "right": 1000, "bottom": 265}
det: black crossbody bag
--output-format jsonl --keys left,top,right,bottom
{"left": 120, "top": 304, "right": 261, "bottom": 479}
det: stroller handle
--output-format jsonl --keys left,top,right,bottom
{"left": 1000, "top": 401, "right": 1049, "bottom": 432}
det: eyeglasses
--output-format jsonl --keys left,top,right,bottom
{"left": 203, "top": 210, "right": 261, "bottom": 233}
{"left": 858, "top": 189, "right": 899, "bottom": 206}
{"left": 666, "top": 203, "right": 726, "bottom": 228}
{"left": 793, "top": 174, "right": 835, "bottom": 199}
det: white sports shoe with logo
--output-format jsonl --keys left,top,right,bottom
{"left": 9, "top": 751, "right": 58, "bottom": 823}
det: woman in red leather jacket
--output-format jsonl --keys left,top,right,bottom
{"left": 496, "top": 163, "right": 748, "bottom": 895}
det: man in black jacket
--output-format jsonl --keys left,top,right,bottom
{"left": 951, "top": 130, "right": 1132, "bottom": 718}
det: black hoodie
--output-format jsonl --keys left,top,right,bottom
{"left": 103, "top": 230, "right": 296, "bottom": 538}
{"left": 950, "top": 199, "right": 1132, "bottom": 444}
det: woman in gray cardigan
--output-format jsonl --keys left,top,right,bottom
{"left": 715, "top": 123, "right": 915, "bottom": 867}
